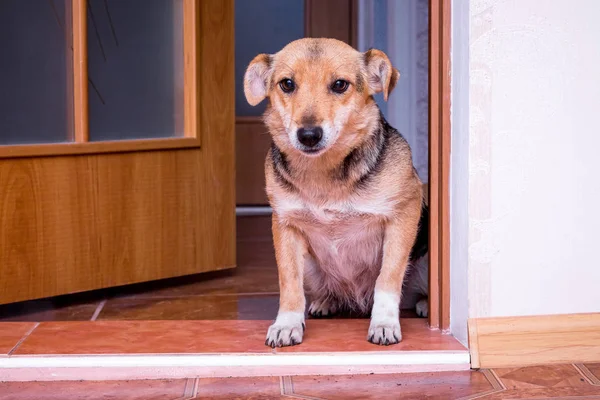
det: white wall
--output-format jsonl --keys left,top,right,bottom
{"left": 455, "top": 0, "right": 600, "bottom": 323}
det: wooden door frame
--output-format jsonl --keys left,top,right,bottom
{"left": 428, "top": 0, "right": 451, "bottom": 331}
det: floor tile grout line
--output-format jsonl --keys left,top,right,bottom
{"left": 180, "top": 378, "right": 191, "bottom": 399}
{"left": 573, "top": 363, "right": 591, "bottom": 384}
{"left": 90, "top": 300, "right": 107, "bottom": 321}
{"left": 456, "top": 390, "right": 495, "bottom": 400}
{"left": 457, "top": 388, "right": 504, "bottom": 400}
{"left": 287, "top": 376, "right": 296, "bottom": 397}
{"left": 459, "top": 376, "right": 505, "bottom": 399}
{"left": 180, "top": 377, "right": 198, "bottom": 399}
{"left": 110, "top": 292, "right": 281, "bottom": 300}
{"left": 574, "top": 363, "right": 600, "bottom": 386}
{"left": 7, "top": 322, "right": 39, "bottom": 356}
{"left": 192, "top": 377, "right": 199, "bottom": 397}
{"left": 457, "top": 369, "right": 507, "bottom": 400}
{"left": 279, "top": 376, "right": 286, "bottom": 395}
{"left": 488, "top": 369, "right": 507, "bottom": 390}
{"left": 281, "top": 376, "right": 323, "bottom": 400}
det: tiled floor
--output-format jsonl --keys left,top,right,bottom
{"left": 0, "top": 319, "right": 462, "bottom": 356}
{"left": 1, "top": 364, "right": 599, "bottom": 399}
{"left": 0, "top": 217, "right": 279, "bottom": 323}
{"left": 0, "top": 216, "right": 416, "bottom": 322}
{"left": 2, "top": 216, "right": 597, "bottom": 398}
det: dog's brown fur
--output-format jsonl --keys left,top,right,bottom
{"left": 244, "top": 38, "right": 425, "bottom": 348}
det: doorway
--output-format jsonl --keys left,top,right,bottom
{"left": 0, "top": 0, "right": 457, "bottom": 378}
{"left": 234, "top": 0, "right": 451, "bottom": 331}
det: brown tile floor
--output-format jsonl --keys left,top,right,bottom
{"left": 0, "top": 216, "right": 416, "bottom": 322}
{"left": 10, "top": 320, "right": 272, "bottom": 355}
{"left": 0, "top": 216, "right": 278, "bottom": 322}
{"left": 1, "top": 364, "right": 599, "bottom": 399}
{"left": 3, "top": 216, "right": 597, "bottom": 399}
{"left": 2, "top": 319, "right": 460, "bottom": 356}
{"left": 0, "top": 322, "right": 36, "bottom": 355}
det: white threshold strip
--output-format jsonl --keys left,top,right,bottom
{"left": 0, "top": 351, "right": 470, "bottom": 381}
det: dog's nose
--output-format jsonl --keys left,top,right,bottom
{"left": 297, "top": 126, "right": 323, "bottom": 148}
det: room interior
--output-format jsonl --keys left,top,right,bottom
{"left": 0, "top": 0, "right": 465, "bottom": 376}
{"left": 0, "top": 0, "right": 599, "bottom": 397}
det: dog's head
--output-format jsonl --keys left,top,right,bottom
{"left": 243, "top": 38, "right": 399, "bottom": 157}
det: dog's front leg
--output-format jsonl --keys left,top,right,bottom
{"left": 265, "top": 213, "right": 307, "bottom": 348}
{"left": 368, "top": 215, "right": 419, "bottom": 345}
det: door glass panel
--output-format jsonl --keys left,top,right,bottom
{"left": 87, "top": 0, "right": 184, "bottom": 141}
{"left": 0, "top": 0, "right": 73, "bottom": 145}
{"left": 235, "top": 0, "right": 304, "bottom": 117}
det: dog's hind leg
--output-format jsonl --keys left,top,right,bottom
{"left": 416, "top": 298, "right": 428, "bottom": 318}
{"left": 404, "top": 252, "right": 429, "bottom": 318}
{"left": 308, "top": 295, "right": 340, "bottom": 318}
{"left": 304, "top": 257, "right": 340, "bottom": 318}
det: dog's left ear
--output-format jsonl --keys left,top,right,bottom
{"left": 363, "top": 49, "right": 400, "bottom": 101}
{"left": 244, "top": 54, "right": 273, "bottom": 106}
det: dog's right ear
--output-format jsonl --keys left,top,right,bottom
{"left": 244, "top": 54, "right": 273, "bottom": 106}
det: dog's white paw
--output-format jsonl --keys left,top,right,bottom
{"left": 416, "top": 298, "right": 429, "bottom": 318}
{"left": 367, "top": 319, "right": 402, "bottom": 346}
{"left": 368, "top": 290, "right": 402, "bottom": 345}
{"left": 265, "top": 312, "right": 305, "bottom": 348}
{"left": 308, "top": 298, "right": 338, "bottom": 318}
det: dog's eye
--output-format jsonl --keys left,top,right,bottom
{"left": 279, "top": 79, "right": 295, "bottom": 93}
{"left": 331, "top": 80, "right": 349, "bottom": 94}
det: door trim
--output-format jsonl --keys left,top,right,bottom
{"left": 428, "top": 0, "right": 452, "bottom": 331}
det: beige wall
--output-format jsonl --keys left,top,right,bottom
{"left": 451, "top": 0, "right": 600, "bottom": 341}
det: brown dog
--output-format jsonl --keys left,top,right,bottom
{"left": 243, "top": 38, "right": 428, "bottom": 348}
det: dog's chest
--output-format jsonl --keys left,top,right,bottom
{"left": 277, "top": 196, "right": 391, "bottom": 274}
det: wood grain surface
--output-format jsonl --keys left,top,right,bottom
{"left": 0, "top": 0, "right": 235, "bottom": 305}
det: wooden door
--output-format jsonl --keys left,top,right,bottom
{"left": 0, "top": 0, "right": 235, "bottom": 305}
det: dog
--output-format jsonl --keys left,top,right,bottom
{"left": 243, "top": 38, "right": 429, "bottom": 348}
